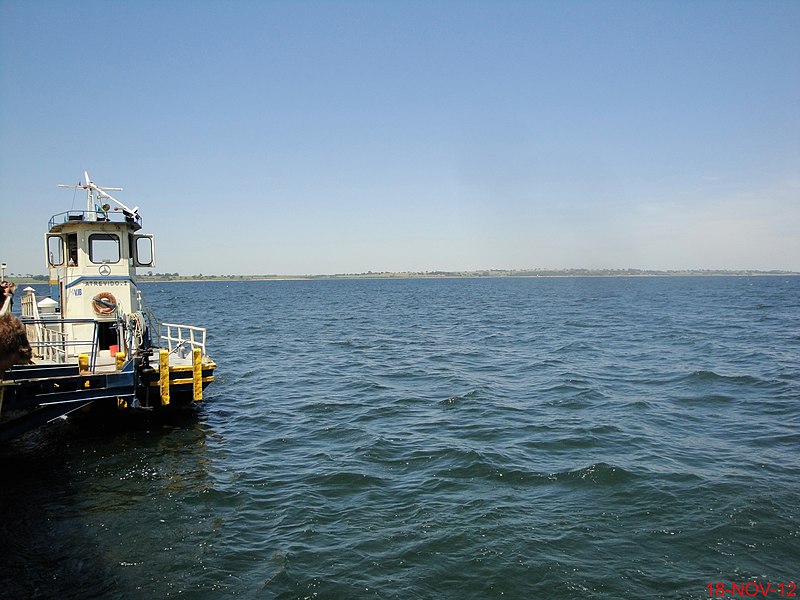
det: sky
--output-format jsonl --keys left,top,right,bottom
{"left": 1, "top": 0, "right": 798, "bottom": 276}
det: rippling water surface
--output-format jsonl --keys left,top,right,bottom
{"left": 1, "top": 276, "right": 798, "bottom": 599}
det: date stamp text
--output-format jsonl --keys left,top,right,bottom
{"left": 706, "top": 582, "right": 797, "bottom": 597}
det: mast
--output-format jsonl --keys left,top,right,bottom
{"left": 57, "top": 171, "right": 138, "bottom": 221}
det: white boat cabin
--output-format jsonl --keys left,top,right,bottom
{"left": 36, "top": 175, "right": 155, "bottom": 356}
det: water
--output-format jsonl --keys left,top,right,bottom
{"left": 1, "top": 276, "right": 798, "bottom": 599}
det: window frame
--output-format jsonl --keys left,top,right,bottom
{"left": 88, "top": 233, "right": 121, "bottom": 264}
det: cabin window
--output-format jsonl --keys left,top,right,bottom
{"left": 67, "top": 233, "right": 78, "bottom": 265}
{"left": 47, "top": 235, "right": 64, "bottom": 266}
{"left": 89, "top": 233, "right": 120, "bottom": 264}
{"left": 133, "top": 235, "right": 155, "bottom": 267}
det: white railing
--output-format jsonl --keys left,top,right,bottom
{"left": 22, "top": 318, "right": 100, "bottom": 368}
{"left": 20, "top": 292, "right": 40, "bottom": 319}
{"left": 160, "top": 323, "right": 207, "bottom": 356}
{"left": 29, "top": 325, "right": 70, "bottom": 363}
{"left": 21, "top": 292, "right": 71, "bottom": 364}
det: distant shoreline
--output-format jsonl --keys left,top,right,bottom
{"left": 137, "top": 268, "right": 800, "bottom": 283}
{"left": 10, "top": 269, "right": 796, "bottom": 284}
{"left": 8, "top": 269, "right": 798, "bottom": 285}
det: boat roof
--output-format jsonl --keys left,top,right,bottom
{"left": 48, "top": 209, "right": 143, "bottom": 233}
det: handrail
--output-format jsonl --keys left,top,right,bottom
{"left": 20, "top": 293, "right": 40, "bottom": 319}
{"left": 135, "top": 290, "right": 207, "bottom": 357}
{"left": 48, "top": 209, "right": 142, "bottom": 230}
{"left": 160, "top": 322, "right": 207, "bottom": 356}
{"left": 30, "top": 326, "right": 69, "bottom": 363}
{"left": 21, "top": 317, "right": 100, "bottom": 370}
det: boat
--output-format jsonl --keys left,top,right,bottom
{"left": 0, "top": 172, "right": 216, "bottom": 442}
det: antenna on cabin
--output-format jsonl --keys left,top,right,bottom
{"left": 58, "top": 171, "right": 140, "bottom": 220}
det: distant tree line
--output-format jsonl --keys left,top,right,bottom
{"left": 11, "top": 269, "right": 796, "bottom": 284}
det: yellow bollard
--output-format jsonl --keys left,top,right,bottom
{"left": 159, "top": 349, "right": 170, "bottom": 406}
{"left": 115, "top": 351, "right": 126, "bottom": 370}
{"left": 78, "top": 354, "right": 89, "bottom": 372}
{"left": 192, "top": 348, "right": 203, "bottom": 401}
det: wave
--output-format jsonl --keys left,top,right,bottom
{"left": 686, "top": 370, "right": 762, "bottom": 385}
{"left": 439, "top": 388, "right": 483, "bottom": 406}
{"left": 674, "top": 393, "right": 735, "bottom": 404}
{"left": 306, "top": 471, "right": 387, "bottom": 489}
{"left": 552, "top": 462, "right": 638, "bottom": 484}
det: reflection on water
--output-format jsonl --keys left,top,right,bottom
{"left": 0, "top": 408, "right": 213, "bottom": 598}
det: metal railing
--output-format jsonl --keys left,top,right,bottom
{"left": 48, "top": 210, "right": 142, "bottom": 230}
{"left": 130, "top": 291, "right": 208, "bottom": 358}
{"left": 21, "top": 318, "right": 100, "bottom": 370}
{"left": 20, "top": 293, "right": 40, "bottom": 319}
{"left": 160, "top": 323, "right": 207, "bottom": 356}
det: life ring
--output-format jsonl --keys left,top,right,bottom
{"left": 92, "top": 292, "right": 117, "bottom": 314}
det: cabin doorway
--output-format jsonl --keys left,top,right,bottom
{"left": 97, "top": 321, "right": 118, "bottom": 351}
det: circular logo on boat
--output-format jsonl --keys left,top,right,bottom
{"left": 99, "top": 264, "right": 112, "bottom": 276}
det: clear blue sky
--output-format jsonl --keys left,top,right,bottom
{"left": 1, "top": 0, "right": 798, "bottom": 276}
